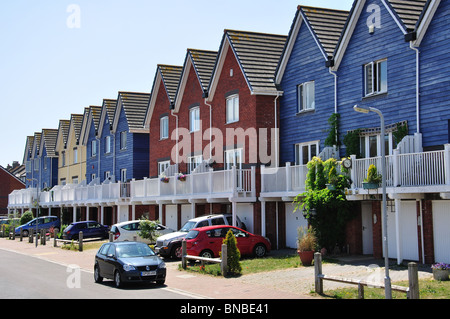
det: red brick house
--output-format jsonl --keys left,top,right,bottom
{"left": 2, "top": 165, "right": 26, "bottom": 217}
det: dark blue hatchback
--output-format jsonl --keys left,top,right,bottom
{"left": 63, "top": 221, "right": 110, "bottom": 240}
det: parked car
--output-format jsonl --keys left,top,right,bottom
{"left": 94, "top": 241, "right": 166, "bottom": 288}
{"left": 154, "top": 214, "right": 246, "bottom": 259}
{"left": 185, "top": 225, "right": 271, "bottom": 258}
{"left": 110, "top": 220, "right": 175, "bottom": 244}
{"left": 14, "top": 216, "right": 60, "bottom": 237}
{"left": 63, "top": 221, "right": 110, "bottom": 240}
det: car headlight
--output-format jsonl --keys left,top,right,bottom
{"left": 123, "top": 264, "right": 136, "bottom": 272}
{"left": 158, "top": 262, "right": 166, "bottom": 269}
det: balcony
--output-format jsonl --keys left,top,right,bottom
{"left": 131, "top": 166, "right": 256, "bottom": 205}
{"left": 259, "top": 145, "right": 450, "bottom": 202}
{"left": 8, "top": 166, "right": 256, "bottom": 210}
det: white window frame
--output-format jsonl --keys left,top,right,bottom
{"left": 73, "top": 147, "right": 78, "bottom": 164}
{"left": 62, "top": 151, "right": 66, "bottom": 167}
{"left": 189, "top": 107, "right": 200, "bottom": 132}
{"left": 297, "top": 81, "right": 315, "bottom": 112}
{"left": 295, "top": 141, "right": 319, "bottom": 165}
{"left": 364, "top": 59, "right": 387, "bottom": 97}
{"left": 359, "top": 133, "right": 394, "bottom": 158}
{"left": 226, "top": 94, "right": 239, "bottom": 124}
{"left": 91, "top": 140, "right": 97, "bottom": 157}
{"left": 224, "top": 148, "right": 243, "bottom": 170}
{"left": 188, "top": 155, "right": 203, "bottom": 174}
{"left": 158, "top": 160, "right": 170, "bottom": 176}
{"left": 105, "top": 136, "right": 111, "bottom": 154}
{"left": 120, "top": 131, "right": 127, "bottom": 150}
{"left": 160, "top": 116, "right": 169, "bottom": 140}
{"left": 120, "top": 169, "right": 127, "bottom": 183}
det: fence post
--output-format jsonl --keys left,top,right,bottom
{"left": 54, "top": 233, "right": 57, "bottom": 247}
{"left": 221, "top": 244, "right": 228, "bottom": 277}
{"left": 109, "top": 232, "right": 113, "bottom": 242}
{"left": 29, "top": 229, "right": 33, "bottom": 243}
{"left": 181, "top": 240, "right": 187, "bottom": 270}
{"left": 314, "top": 252, "right": 323, "bottom": 294}
{"left": 408, "top": 262, "right": 419, "bottom": 299}
{"left": 79, "top": 231, "right": 83, "bottom": 252}
{"left": 20, "top": 229, "right": 23, "bottom": 242}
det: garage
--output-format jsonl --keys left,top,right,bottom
{"left": 285, "top": 202, "right": 308, "bottom": 249}
{"left": 433, "top": 201, "right": 450, "bottom": 264}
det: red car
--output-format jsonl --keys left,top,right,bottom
{"left": 185, "top": 225, "right": 271, "bottom": 258}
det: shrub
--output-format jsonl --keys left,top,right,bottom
{"left": 222, "top": 229, "right": 242, "bottom": 275}
{"left": 297, "top": 226, "right": 318, "bottom": 252}
{"left": 20, "top": 211, "right": 34, "bottom": 225}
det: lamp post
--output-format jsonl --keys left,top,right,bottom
{"left": 353, "top": 105, "right": 392, "bottom": 299}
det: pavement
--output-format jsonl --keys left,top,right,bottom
{"left": 0, "top": 236, "right": 434, "bottom": 300}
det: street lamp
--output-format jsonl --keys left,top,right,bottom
{"left": 353, "top": 105, "right": 392, "bottom": 299}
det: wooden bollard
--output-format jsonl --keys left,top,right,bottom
{"left": 79, "top": 231, "right": 83, "bottom": 252}
{"left": 221, "top": 244, "right": 228, "bottom": 277}
{"left": 181, "top": 240, "right": 187, "bottom": 270}
{"left": 408, "top": 262, "right": 419, "bottom": 299}
{"left": 314, "top": 252, "right": 323, "bottom": 294}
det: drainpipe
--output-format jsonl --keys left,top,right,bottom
{"left": 409, "top": 42, "right": 420, "bottom": 134}
{"left": 274, "top": 92, "right": 281, "bottom": 168}
{"left": 171, "top": 107, "right": 179, "bottom": 166}
{"left": 329, "top": 68, "right": 338, "bottom": 114}
{"left": 204, "top": 97, "right": 213, "bottom": 161}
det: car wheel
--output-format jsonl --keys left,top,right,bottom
{"left": 114, "top": 270, "right": 122, "bottom": 288}
{"left": 22, "top": 230, "right": 29, "bottom": 237}
{"left": 172, "top": 244, "right": 182, "bottom": 259}
{"left": 200, "top": 250, "right": 214, "bottom": 259}
{"left": 253, "top": 244, "right": 267, "bottom": 258}
{"left": 94, "top": 265, "right": 103, "bottom": 283}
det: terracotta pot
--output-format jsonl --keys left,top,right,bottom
{"left": 298, "top": 250, "right": 314, "bottom": 266}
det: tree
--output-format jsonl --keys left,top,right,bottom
{"left": 222, "top": 229, "right": 242, "bottom": 275}
{"left": 138, "top": 219, "right": 160, "bottom": 243}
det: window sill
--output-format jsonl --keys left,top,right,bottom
{"left": 363, "top": 92, "right": 388, "bottom": 100}
{"left": 296, "top": 109, "right": 315, "bottom": 116}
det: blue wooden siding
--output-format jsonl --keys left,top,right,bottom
{"left": 85, "top": 118, "right": 98, "bottom": 183}
{"left": 279, "top": 21, "right": 335, "bottom": 165}
{"left": 419, "top": 0, "right": 450, "bottom": 149}
{"left": 336, "top": 0, "right": 418, "bottom": 157}
{"left": 114, "top": 107, "right": 149, "bottom": 182}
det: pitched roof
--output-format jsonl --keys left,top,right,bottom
{"left": 89, "top": 106, "right": 103, "bottom": 133}
{"left": 208, "top": 29, "right": 287, "bottom": 98}
{"left": 41, "top": 129, "right": 59, "bottom": 157}
{"left": 387, "top": 0, "right": 428, "bottom": 31}
{"left": 70, "top": 113, "right": 85, "bottom": 143}
{"left": 189, "top": 49, "right": 218, "bottom": 92}
{"left": 115, "top": 91, "right": 151, "bottom": 132}
{"left": 173, "top": 49, "right": 218, "bottom": 112}
{"left": 158, "top": 65, "right": 183, "bottom": 104}
{"left": 22, "top": 136, "right": 34, "bottom": 163}
{"left": 300, "top": 6, "right": 350, "bottom": 57}
{"left": 31, "top": 132, "right": 42, "bottom": 158}
{"left": 57, "top": 119, "right": 71, "bottom": 149}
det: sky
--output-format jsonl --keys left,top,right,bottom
{"left": 0, "top": 0, "right": 354, "bottom": 168}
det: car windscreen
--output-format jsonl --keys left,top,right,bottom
{"left": 116, "top": 243, "right": 156, "bottom": 258}
{"left": 185, "top": 230, "right": 199, "bottom": 240}
{"left": 179, "top": 221, "right": 196, "bottom": 232}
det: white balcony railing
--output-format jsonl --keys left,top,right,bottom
{"left": 8, "top": 166, "right": 256, "bottom": 208}
{"left": 260, "top": 145, "right": 450, "bottom": 199}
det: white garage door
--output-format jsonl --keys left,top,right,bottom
{"left": 165, "top": 205, "right": 178, "bottom": 231}
{"left": 285, "top": 202, "right": 308, "bottom": 249}
{"left": 386, "top": 201, "right": 419, "bottom": 261}
{"left": 433, "top": 201, "right": 450, "bottom": 264}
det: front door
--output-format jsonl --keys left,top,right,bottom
{"left": 362, "top": 202, "right": 373, "bottom": 255}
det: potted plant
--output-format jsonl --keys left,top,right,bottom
{"left": 363, "top": 164, "right": 382, "bottom": 189}
{"left": 160, "top": 175, "right": 170, "bottom": 183}
{"left": 326, "top": 165, "right": 338, "bottom": 190}
{"left": 177, "top": 173, "right": 187, "bottom": 182}
{"left": 297, "top": 226, "right": 317, "bottom": 266}
{"left": 432, "top": 263, "right": 449, "bottom": 281}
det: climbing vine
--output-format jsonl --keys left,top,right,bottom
{"left": 294, "top": 157, "right": 356, "bottom": 252}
